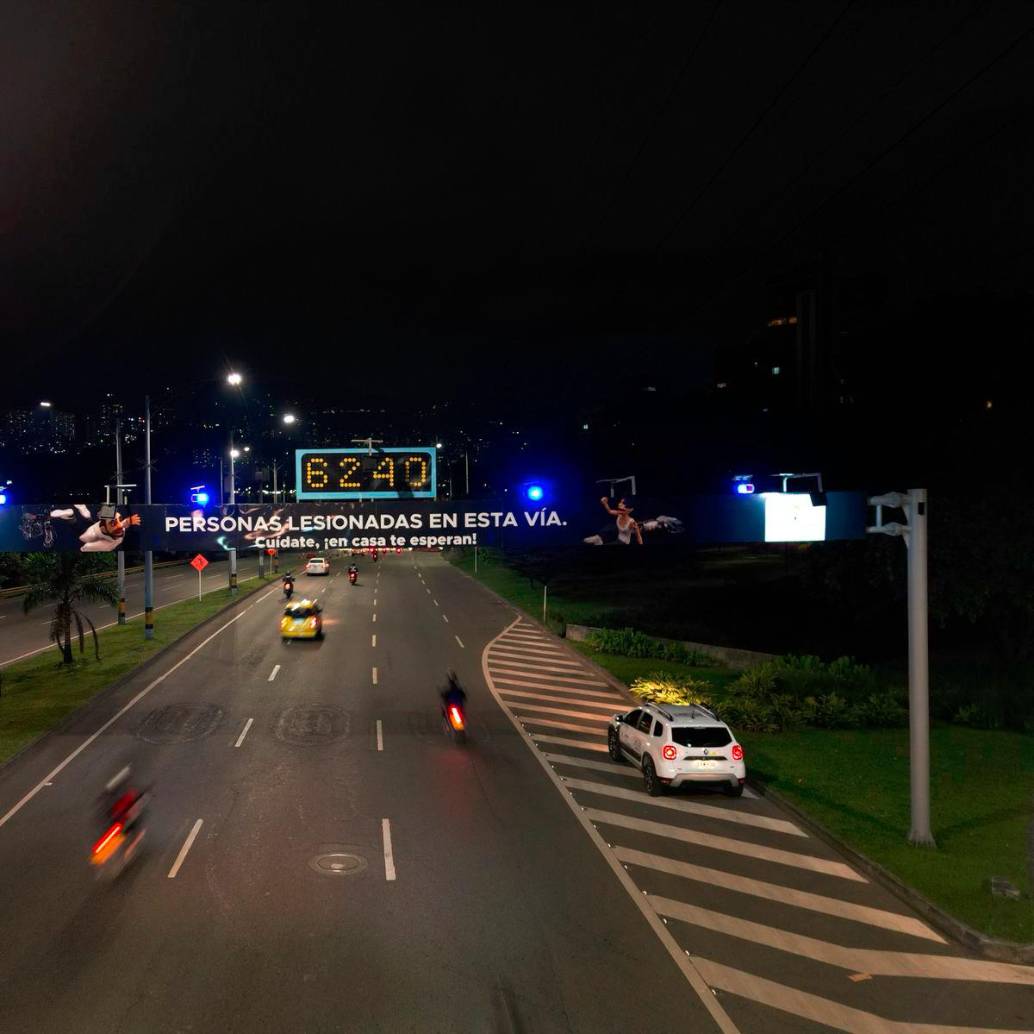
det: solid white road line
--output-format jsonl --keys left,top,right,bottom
{"left": 650, "top": 896, "right": 1034, "bottom": 985}
{"left": 482, "top": 618, "right": 740, "bottom": 1034}
{"left": 544, "top": 752, "right": 639, "bottom": 778}
{"left": 564, "top": 778, "right": 806, "bottom": 837}
{"left": 268, "top": 664, "right": 280, "bottom": 682}
{"left": 492, "top": 658, "right": 603, "bottom": 677}
{"left": 518, "top": 716, "right": 608, "bottom": 736}
{"left": 692, "top": 958, "right": 1028, "bottom": 1034}
{"left": 234, "top": 718, "right": 254, "bottom": 748}
{"left": 493, "top": 640, "right": 565, "bottom": 656}
{"left": 376, "top": 719, "right": 384, "bottom": 752}
{"left": 504, "top": 700, "right": 615, "bottom": 723}
{"left": 0, "top": 588, "right": 281, "bottom": 830}
{"left": 488, "top": 665, "right": 608, "bottom": 686}
{"left": 493, "top": 677, "right": 624, "bottom": 702}
{"left": 497, "top": 633, "right": 553, "bottom": 646}
{"left": 372, "top": 666, "right": 379, "bottom": 685}
{"left": 382, "top": 818, "right": 396, "bottom": 881}
{"left": 534, "top": 734, "right": 609, "bottom": 753}
{"left": 500, "top": 688, "right": 623, "bottom": 710}
{"left": 585, "top": 808, "right": 865, "bottom": 882}
{"left": 615, "top": 846, "right": 945, "bottom": 943}
{"left": 168, "top": 819, "right": 204, "bottom": 879}
{"left": 454, "top": 635, "right": 465, "bottom": 648}
{"left": 372, "top": 634, "right": 377, "bottom": 647}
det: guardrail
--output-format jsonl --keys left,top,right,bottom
{"left": 0, "top": 559, "right": 186, "bottom": 600}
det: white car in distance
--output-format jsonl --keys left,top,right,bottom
{"left": 305, "top": 556, "right": 330, "bottom": 576}
{"left": 608, "top": 702, "right": 746, "bottom": 797}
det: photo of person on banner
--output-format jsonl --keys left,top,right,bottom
{"left": 583, "top": 496, "right": 683, "bottom": 545}
{"left": 49, "top": 503, "right": 141, "bottom": 552}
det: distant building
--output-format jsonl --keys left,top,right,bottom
{"left": 3, "top": 406, "right": 76, "bottom": 454}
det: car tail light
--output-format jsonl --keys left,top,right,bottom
{"left": 731, "top": 744, "right": 744, "bottom": 761}
{"left": 662, "top": 744, "right": 677, "bottom": 761}
{"left": 448, "top": 705, "right": 465, "bottom": 731}
{"left": 93, "top": 822, "right": 124, "bottom": 856}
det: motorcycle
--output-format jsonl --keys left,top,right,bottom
{"left": 283, "top": 580, "right": 294, "bottom": 600}
{"left": 441, "top": 698, "right": 467, "bottom": 745}
{"left": 90, "top": 792, "right": 149, "bottom": 879}
{"left": 348, "top": 569, "right": 358, "bottom": 585}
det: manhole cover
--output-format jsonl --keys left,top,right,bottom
{"left": 138, "top": 704, "right": 223, "bottom": 744}
{"left": 309, "top": 852, "right": 367, "bottom": 877}
{"left": 275, "top": 706, "right": 349, "bottom": 745}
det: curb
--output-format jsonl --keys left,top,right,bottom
{"left": 751, "top": 780, "right": 1034, "bottom": 964}
{"left": 0, "top": 577, "right": 273, "bottom": 776}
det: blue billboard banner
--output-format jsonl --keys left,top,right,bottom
{"left": 0, "top": 494, "right": 867, "bottom": 553}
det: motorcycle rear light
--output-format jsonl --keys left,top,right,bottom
{"left": 448, "top": 705, "right": 465, "bottom": 731}
{"left": 661, "top": 745, "right": 677, "bottom": 761}
{"left": 731, "top": 744, "right": 744, "bottom": 761}
{"left": 93, "top": 822, "right": 124, "bottom": 855}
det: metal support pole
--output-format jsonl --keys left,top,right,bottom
{"left": 906, "top": 488, "right": 934, "bottom": 847}
{"left": 474, "top": 545, "right": 478, "bottom": 575}
{"left": 229, "top": 436, "right": 237, "bottom": 593}
{"left": 543, "top": 583, "right": 548, "bottom": 624}
{"left": 273, "top": 459, "right": 278, "bottom": 505}
{"left": 219, "top": 458, "right": 224, "bottom": 506}
{"left": 143, "top": 397, "right": 154, "bottom": 639}
{"left": 115, "top": 418, "right": 126, "bottom": 624}
{"left": 464, "top": 451, "right": 469, "bottom": 496}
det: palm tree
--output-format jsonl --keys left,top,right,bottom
{"left": 22, "top": 553, "right": 120, "bottom": 664}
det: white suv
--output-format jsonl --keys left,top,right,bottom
{"left": 305, "top": 557, "right": 330, "bottom": 576}
{"left": 608, "top": 703, "right": 746, "bottom": 798}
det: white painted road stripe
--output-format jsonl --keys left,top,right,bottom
{"left": 499, "top": 689, "right": 622, "bottom": 711}
{"left": 490, "top": 649, "right": 586, "bottom": 668}
{"left": 442, "top": 614, "right": 449, "bottom": 623}
{"left": 493, "top": 677, "right": 624, "bottom": 702}
{"left": 544, "top": 753, "right": 640, "bottom": 778}
{"left": 168, "top": 819, "right": 204, "bottom": 879}
{"left": 532, "top": 734, "right": 608, "bottom": 753}
{"left": 372, "top": 612, "right": 377, "bottom": 622}
{"left": 504, "top": 701, "right": 615, "bottom": 723}
{"left": 234, "top": 718, "right": 254, "bottom": 748}
{"left": 585, "top": 808, "right": 866, "bottom": 881}
{"left": 382, "top": 818, "right": 396, "bottom": 881}
{"left": 519, "top": 716, "right": 607, "bottom": 735}
{"left": 432, "top": 598, "right": 438, "bottom": 606}
{"left": 488, "top": 666, "right": 608, "bottom": 686}
{"left": 566, "top": 779, "right": 805, "bottom": 836}
{"left": 455, "top": 634, "right": 464, "bottom": 648}
{"left": 0, "top": 587, "right": 281, "bottom": 830}
{"left": 268, "top": 664, "right": 280, "bottom": 682}
{"left": 697, "top": 958, "right": 1026, "bottom": 1034}
{"left": 616, "top": 846, "right": 945, "bottom": 943}
{"left": 493, "top": 640, "right": 565, "bottom": 656}
{"left": 372, "top": 634, "right": 377, "bottom": 647}
{"left": 376, "top": 719, "right": 384, "bottom": 752}
{"left": 372, "top": 666, "right": 378, "bottom": 685}
{"left": 650, "top": 896, "right": 1033, "bottom": 984}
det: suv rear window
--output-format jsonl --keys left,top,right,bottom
{"left": 671, "top": 726, "right": 731, "bottom": 748}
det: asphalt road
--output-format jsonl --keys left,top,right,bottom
{"left": 0, "top": 554, "right": 1030, "bottom": 1033}
{"left": 0, "top": 556, "right": 264, "bottom": 667}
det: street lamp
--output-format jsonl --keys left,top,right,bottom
{"left": 39, "top": 400, "right": 52, "bottom": 408}
{"left": 282, "top": 413, "right": 297, "bottom": 425}
{"left": 227, "top": 372, "right": 243, "bottom": 386}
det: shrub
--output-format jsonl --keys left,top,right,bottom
{"left": 630, "top": 673, "right": 714, "bottom": 707}
{"left": 856, "top": 691, "right": 908, "bottom": 728}
{"left": 810, "top": 692, "right": 859, "bottom": 729}
{"left": 588, "top": 627, "right": 715, "bottom": 666}
{"left": 718, "top": 697, "right": 780, "bottom": 733}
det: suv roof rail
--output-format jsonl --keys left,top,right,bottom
{"left": 653, "top": 706, "right": 675, "bottom": 721}
{"left": 694, "top": 703, "right": 718, "bottom": 720}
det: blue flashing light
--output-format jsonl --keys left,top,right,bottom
{"left": 735, "top": 483, "right": 755, "bottom": 495}
{"left": 0, "top": 493, "right": 6, "bottom": 505}
{"left": 525, "top": 483, "right": 544, "bottom": 502}
{"left": 195, "top": 491, "right": 210, "bottom": 506}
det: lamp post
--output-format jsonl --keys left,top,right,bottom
{"left": 228, "top": 444, "right": 241, "bottom": 592}
{"left": 144, "top": 396, "right": 154, "bottom": 638}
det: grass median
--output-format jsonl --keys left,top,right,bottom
{"left": 0, "top": 576, "right": 269, "bottom": 765}
{"left": 579, "top": 640, "right": 1034, "bottom": 945}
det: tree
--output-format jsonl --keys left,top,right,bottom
{"left": 21, "top": 553, "right": 119, "bottom": 664}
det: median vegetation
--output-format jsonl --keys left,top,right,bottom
{"left": 0, "top": 577, "right": 263, "bottom": 766}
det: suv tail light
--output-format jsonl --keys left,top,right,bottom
{"left": 731, "top": 744, "right": 744, "bottom": 761}
{"left": 662, "top": 744, "right": 677, "bottom": 761}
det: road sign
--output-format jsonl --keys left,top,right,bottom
{"left": 266, "top": 547, "right": 277, "bottom": 556}
{"left": 190, "top": 554, "right": 209, "bottom": 572}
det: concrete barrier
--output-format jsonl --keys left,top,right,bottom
{"left": 564, "top": 623, "right": 777, "bottom": 670}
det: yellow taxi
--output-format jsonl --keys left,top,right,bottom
{"left": 281, "top": 599, "right": 323, "bottom": 640}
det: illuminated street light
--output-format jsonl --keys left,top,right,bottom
{"left": 230, "top": 448, "right": 241, "bottom": 459}
{"left": 282, "top": 413, "right": 297, "bottom": 425}
{"left": 436, "top": 441, "right": 443, "bottom": 448}
{"left": 227, "top": 372, "right": 243, "bottom": 386}
{"left": 39, "top": 400, "right": 52, "bottom": 408}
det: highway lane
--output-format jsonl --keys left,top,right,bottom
{"left": 0, "top": 554, "right": 727, "bottom": 1033}
{"left": 0, "top": 555, "right": 264, "bottom": 667}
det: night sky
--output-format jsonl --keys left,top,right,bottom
{"left": 4, "top": 2, "right": 1033, "bottom": 414}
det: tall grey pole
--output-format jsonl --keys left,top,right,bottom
{"left": 464, "top": 451, "right": 469, "bottom": 496}
{"left": 273, "top": 458, "right": 278, "bottom": 504}
{"left": 144, "top": 397, "right": 154, "bottom": 639}
{"left": 906, "top": 489, "right": 934, "bottom": 846}
{"left": 219, "top": 458, "right": 224, "bottom": 506}
{"left": 115, "top": 418, "right": 126, "bottom": 624}
{"left": 228, "top": 436, "right": 238, "bottom": 593}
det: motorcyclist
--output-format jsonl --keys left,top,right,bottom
{"left": 440, "top": 670, "right": 467, "bottom": 713}
{"left": 347, "top": 563, "right": 359, "bottom": 581}
{"left": 282, "top": 571, "right": 295, "bottom": 597}
{"left": 100, "top": 766, "right": 146, "bottom": 834}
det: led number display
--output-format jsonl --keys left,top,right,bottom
{"left": 295, "top": 447, "right": 437, "bottom": 500}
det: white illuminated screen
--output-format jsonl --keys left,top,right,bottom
{"left": 763, "top": 493, "right": 826, "bottom": 542}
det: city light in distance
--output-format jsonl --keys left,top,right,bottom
{"left": 282, "top": 413, "right": 297, "bottom": 425}
{"left": 39, "top": 400, "right": 52, "bottom": 408}
{"left": 227, "top": 372, "right": 243, "bottom": 386}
